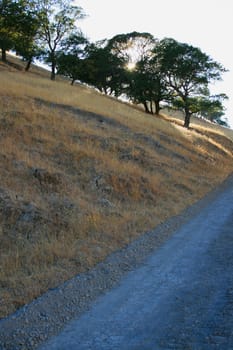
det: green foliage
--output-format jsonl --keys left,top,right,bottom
{"left": 126, "top": 53, "right": 171, "bottom": 114}
{"left": 107, "top": 31, "right": 156, "bottom": 67}
{"left": 0, "top": 0, "right": 33, "bottom": 60}
{"left": 154, "top": 38, "right": 227, "bottom": 127}
{"left": 195, "top": 94, "right": 228, "bottom": 121}
{"left": 0, "top": 4, "right": 229, "bottom": 127}
{"left": 35, "top": 0, "right": 85, "bottom": 80}
{"left": 56, "top": 33, "right": 89, "bottom": 84}
{"left": 13, "top": 1, "right": 44, "bottom": 68}
{"left": 78, "top": 43, "right": 127, "bottom": 96}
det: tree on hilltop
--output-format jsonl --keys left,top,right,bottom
{"left": 107, "top": 31, "right": 156, "bottom": 65}
{"left": 0, "top": 0, "right": 38, "bottom": 62}
{"left": 0, "top": 0, "right": 15, "bottom": 61}
{"left": 0, "top": 0, "right": 45, "bottom": 69}
{"left": 56, "top": 32, "right": 89, "bottom": 85}
{"left": 81, "top": 41, "right": 127, "bottom": 96}
{"left": 125, "top": 52, "right": 170, "bottom": 115}
{"left": 14, "top": 0, "right": 43, "bottom": 71}
{"left": 194, "top": 93, "right": 228, "bottom": 122}
{"left": 154, "top": 38, "right": 227, "bottom": 128}
{"left": 35, "top": 0, "right": 85, "bottom": 80}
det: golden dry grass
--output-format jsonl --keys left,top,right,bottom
{"left": 0, "top": 56, "right": 232, "bottom": 318}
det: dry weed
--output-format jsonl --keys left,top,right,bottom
{"left": 0, "top": 59, "right": 232, "bottom": 318}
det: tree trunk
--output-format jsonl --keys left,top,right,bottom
{"left": 143, "top": 101, "right": 150, "bottom": 113}
{"left": 150, "top": 100, "right": 154, "bottom": 114}
{"left": 25, "top": 58, "right": 32, "bottom": 71}
{"left": 50, "top": 64, "right": 56, "bottom": 80}
{"left": 155, "top": 100, "right": 160, "bottom": 115}
{"left": 184, "top": 110, "right": 191, "bottom": 128}
{"left": 71, "top": 79, "right": 75, "bottom": 85}
{"left": 50, "top": 52, "right": 56, "bottom": 80}
{"left": 1, "top": 48, "right": 7, "bottom": 62}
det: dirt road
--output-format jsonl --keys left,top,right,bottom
{"left": 38, "top": 178, "right": 233, "bottom": 350}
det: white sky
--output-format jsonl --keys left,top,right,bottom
{"left": 76, "top": 0, "right": 233, "bottom": 128}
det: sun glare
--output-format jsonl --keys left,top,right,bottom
{"left": 127, "top": 62, "right": 136, "bottom": 71}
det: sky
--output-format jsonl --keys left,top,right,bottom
{"left": 76, "top": 0, "right": 233, "bottom": 128}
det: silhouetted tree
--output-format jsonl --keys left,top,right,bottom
{"left": 56, "top": 33, "right": 89, "bottom": 84}
{"left": 107, "top": 31, "right": 156, "bottom": 65}
{"left": 155, "top": 38, "right": 227, "bottom": 128}
{"left": 79, "top": 42, "right": 127, "bottom": 96}
{"left": 126, "top": 54, "right": 170, "bottom": 114}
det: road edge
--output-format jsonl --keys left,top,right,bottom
{"left": 0, "top": 173, "right": 233, "bottom": 350}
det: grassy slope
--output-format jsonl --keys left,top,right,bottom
{"left": 0, "top": 58, "right": 233, "bottom": 318}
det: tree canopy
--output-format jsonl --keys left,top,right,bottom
{"left": 35, "top": 0, "right": 85, "bottom": 80}
{"left": 154, "top": 38, "right": 227, "bottom": 127}
{"left": 0, "top": 3, "right": 228, "bottom": 127}
{"left": 0, "top": 0, "right": 40, "bottom": 62}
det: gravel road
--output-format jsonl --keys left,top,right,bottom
{"left": 1, "top": 175, "right": 233, "bottom": 350}
{"left": 40, "top": 174, "right": 233, "bottom": 350}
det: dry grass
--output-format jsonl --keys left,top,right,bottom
{"left": 0, "top": 56, "right": 232, "bottom": 318}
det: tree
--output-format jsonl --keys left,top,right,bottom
{"left": 36, "top": 0, "right": 85, "bottom": 80}
{"left": 79, "top": 42, "right": 127, "bottom": 96}
{"left": 107, "top": 31, "right": 156, "bottom": 65}
{"left": 194, "top": 94, "right": 228, "bottom": 121}
{"left": 14, "top": 1, "right": 43, "bottom": 70}
{"left": 106, "top": 32, "right": 160, "bottom": 103}
{"left": 155, "top": 38, "right": 227, "bottom": 128}
{"left": 0, "top": 0, "right": 22, "bottom": 61}
{"left": 15, "top": 39, "right": 44, "bottom": 71}
{"left": 126, "top": 53, "right": 170, "bottom": 115}
{"left": 0, "top": 0, "right": 42, "bottom": 66}
{"left": 56, "top": 33, "right": 89, "bottom": 84}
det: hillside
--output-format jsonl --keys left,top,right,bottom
{"left": 0, "top": 58, "right": 233, "bottom": 319}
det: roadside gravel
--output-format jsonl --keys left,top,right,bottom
{"left": 0, "top": 174, "right": 232, "bottom": 350}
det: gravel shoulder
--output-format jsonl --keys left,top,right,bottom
{"left": 0, "top": 174, "right": 233, "bottom": 350}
